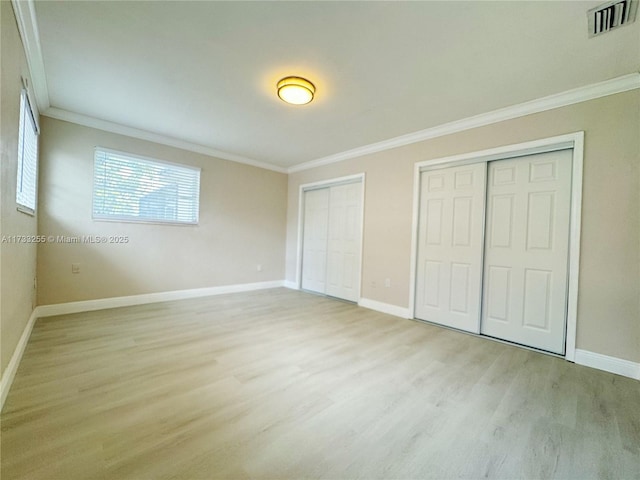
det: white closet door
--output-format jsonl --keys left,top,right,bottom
{"left": 301, "top": 188, "right": 330, "bottom": 294}
{"left": 481, "top": 150, "right": 572, "bottom": 354}
{"left": 415, "top": 163, "right": 486, "bottom": 333}
{"left": 325, "top": 182, "right": 362, "bottom": 302}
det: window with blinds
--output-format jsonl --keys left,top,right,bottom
{"left": 16, "top": 90, "right": 39, "bottom": 214}
{"left": 93, "top": 148, "right": 201, "bottom": 225}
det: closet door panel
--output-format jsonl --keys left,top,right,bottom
{"left": 301, "top": 188, "right": 330, "bottom": 294}
{"left": 326, "top": 182, "right": 362, "bottom": 302}
{"left": 415, "top": 163, "right": 486, "bottom": 333}
{"left": 480, "top": 150, "right": 572, "bottom": 354}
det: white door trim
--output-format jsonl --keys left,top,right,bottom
{"left": 295, "top": 173, "right": 366, "bottom": 301}
{"left": 409, "top": 132, "right": 584, "bottom": 361}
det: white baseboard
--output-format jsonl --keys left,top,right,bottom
{"left": 356, "top": 303, "right": 639, "bottom": 381}
{"left": 36, "top": 280, "right": 285, "bottom": 318}
{"left": 574, "top": 349, "right": 640, "bottom": 380}
{"left": 283, "top": 281, "right": 299, "bottom": 290}
{"left": 1, "top": 307, "right": 40, "bottom": 411}
{"left": 358, "top": 298, "right": 411, "bottom": 319}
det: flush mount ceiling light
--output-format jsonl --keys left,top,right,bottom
{"left": 277, "top": 76, "right": 315, "bottom": 105}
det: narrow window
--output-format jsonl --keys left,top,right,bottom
{"left": 16, "top": 90, "right": 39, "bottom": 215}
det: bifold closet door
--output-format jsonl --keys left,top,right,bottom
{"left": 301, "top": 188, "right": 330, "bottom": 294}
{"left": 301, "top": 182, "right": 362, "bottom": 302}
{"left": 480, "top": 150, "right": 572, "bottom": 354}
{"left": 415, "top": 163, "right": 487, "bottom": 333}
{"left": 325, "top": 182, "right": 362, "bottom": 302}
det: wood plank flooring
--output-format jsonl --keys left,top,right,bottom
{"left": 1, "top": 288, "right": 639, "bottom": 479}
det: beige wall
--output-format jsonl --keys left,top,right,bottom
{"left": 37, "top": 117, "right": 287, "bottom": 305}
{"left": 286, "top": 90, "right": 640, "bottom": 364}
{"left": 1, "top": 2, "right": 39, "bottom": 377}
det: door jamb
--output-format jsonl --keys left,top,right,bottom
{"left": 408, "top": 132, "right": 584, "bottom": 361}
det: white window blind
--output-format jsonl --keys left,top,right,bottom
{"left": 16, "top": 90, "right": 39, "bottom": 214}
{"left": 93, "top": 148, "right": 200, "bottom": 225}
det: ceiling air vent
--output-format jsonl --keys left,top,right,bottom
{"left": 588, "top": 0, "right": 638, "bottom": 37}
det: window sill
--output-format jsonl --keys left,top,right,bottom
{"left": 16, "top": 205, "right": 35, "bottom": 217}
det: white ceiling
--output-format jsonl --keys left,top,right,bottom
{"left": 32, "top": 0, "right": 640, "bottom": 170}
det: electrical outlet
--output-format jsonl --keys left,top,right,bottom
{"left": 71, "top": 263, "right": 81, "bottom": 274}
{"left": 256, "top": 264, "right": 262, "bottom": 272}
{"left": 384, "top": 278, "right": 391, "bottom": 288}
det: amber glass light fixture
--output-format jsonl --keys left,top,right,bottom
{"left": 277, "top": 76, "right": 315, "bottom": 105}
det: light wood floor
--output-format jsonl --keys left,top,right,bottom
{"left": 1, "top": 288, "right": 639, "bottom": 480}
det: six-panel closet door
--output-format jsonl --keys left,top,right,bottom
{"left": 480, "top": 150, "right": 572, "bottom": 354}
{"left": 325, "top": 182, "right": 362, "bottom": 301}
{"left": 301, "top": 181, "right": 362, "bottom": 303}
{"left": 415, "top": 163, "right": 487, "bottom": 333}
{"left": 415, "top": 149, "right": 573, "bottom": 353}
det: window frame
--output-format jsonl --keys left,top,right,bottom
{"left": 92, "top": 147, "right": 201, "bottom": 226}
{"left": 16, "top": 89, "right": 39, "bottom": 216}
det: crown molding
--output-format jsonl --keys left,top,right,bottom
{"left": 288, "top": 72, "right": 640, "bottom": 173}
{"left": 39, "top": 72, "right": 640, "bottom": 176}
{"left": 42, "top": 108, "right": 287, "bottom": 174}
{"left": 12, "top": 0, "right": 284, "bottom": 173}
{"left": 11, "top": 0, "right": 50, "bottom": 113}
{"left": 12, "top": 0, "right": 639, "bottom": 175}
